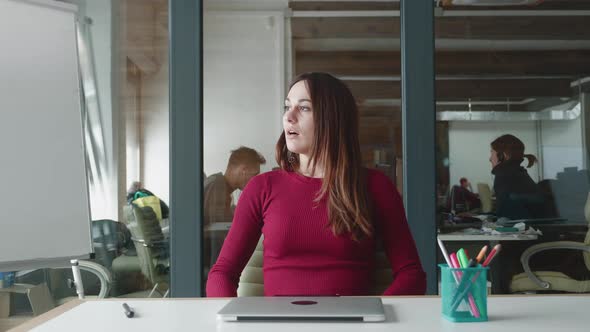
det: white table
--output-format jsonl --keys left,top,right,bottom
{"left": 206, "top": 222, "right": 232, "bottom": 232}
{"left": 13, "top": 295, "right": 589, "bottom": 332}
{"left": 437, "top": 233, "right": 538, "bottom": 242}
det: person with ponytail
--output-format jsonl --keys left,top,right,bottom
{"left": 489, "top": 134, "right": 543, "bottom": 219}
{"left": 206, "top": 72, "right": 426, "bottom": 297}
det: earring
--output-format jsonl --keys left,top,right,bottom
{"left": 288, "top": 151, "right": 296, "bottom": 164}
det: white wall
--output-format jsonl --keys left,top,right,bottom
{"left": 142, "top": 50, "right": 170, "bottom": 204}
{"left": 539, "top": 117, "right": 584, "bottom": 179}
{"left": 448, "top": 121, "right": 540, "bottom": 193}
{"left": 138, "top": 11, "right": 286, "bottom": 204}
{"left": 203, "top": 12, "right": 285, "bottom": 176}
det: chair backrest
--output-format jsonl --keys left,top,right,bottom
{"left": 477, "top": 183, "right": 493, "bottom": 213}
{"left": 447, "top": 185, "right": 467, "bottom": 213}
{"left": 237, "top": 237, "right": 264, "bottom": 297}
{"left": 236, "top": 237, "right": 393, "bottom": 296}
{"left": 551, "top": 168, "right": 590, "bottom": 222}
{"left": 123, "top": 204, "right": 168, "bottom": 284}
{"left": 497, "top": 192, "right": 547, "bottom": 219}
{"left": 372, "top": 247, "right": 394, "bottom": 295}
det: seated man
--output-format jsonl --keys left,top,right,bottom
{"left": 203, "top": 146, "right": 266, "bottom": 272}
{"left": 447, "top": 178, "right": 481, "bottom": 214}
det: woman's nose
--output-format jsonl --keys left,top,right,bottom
{"left": 284, "top": 108, "right": 296, "bottom": 123}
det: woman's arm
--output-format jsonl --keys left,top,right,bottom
{"left": 205, "top": 175, "right": 266, "bottom": 297}
{"left": 369, "top": 171, "right": 427, "bottom": 295}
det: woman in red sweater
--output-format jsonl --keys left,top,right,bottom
{"left": 206, "top": 72, "right": 426, "bottom": 297}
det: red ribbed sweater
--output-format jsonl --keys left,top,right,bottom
{"left": 206, "top": 169, "right": 426, "bottom": 297}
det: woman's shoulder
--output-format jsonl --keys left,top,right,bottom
{"left": 366, "top": 168, "right": 393, "bottom": 184}
{"left": 365, "top": 168, "right": 396, "bottom": 193}
{"left": 248, "top": 169, "right": 291, "bottom": 187}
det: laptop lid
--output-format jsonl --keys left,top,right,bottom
{"left": 217, "top": 296, "right": 385, "bottom": 322}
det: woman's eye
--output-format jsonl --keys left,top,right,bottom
{"left": 299, "top": 106, "right": 310, "bottom": 112}
{"left": 283, "top": 105, "right": 290, "bottom": 113}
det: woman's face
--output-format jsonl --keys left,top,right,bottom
{"left": 283, "top": 80, "right": 315, "bottom": 156}
{"left": 489, "top": 148, "right": 500, "bottom": 167}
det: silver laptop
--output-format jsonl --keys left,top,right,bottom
{"left": 217, "top": 297, "right": 385, "bottom": 322}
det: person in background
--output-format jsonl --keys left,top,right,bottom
{"left": 459, "top": 177, "right": 472, "bottom": 192}
{"left": 489, "top": 134, "right": 546, "bottom": 294}
{"left": 203, "top": 146, "right": 266, "bottom": 271}
{"left": 489, "top": 134, "right": 542, "bottom": 219}
{"left": 126, "top": 181, "right": 169, "bottom": 220}
{"left": 206, "top": 72, "right": 426, "bottom": 297}
{"left": 204, "top": 146, "right": 266, "bottom": 227}
{"left": 459, "top": 177, "right": 481, "bottom": 209}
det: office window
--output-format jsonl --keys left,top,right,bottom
{"left": 202, "top": 1, "right": 405, "bottom": 296}
{"left": 434, "top": 2, "right": 590, "bottom": 295}
{"left": 113, "top": 0, "right": 171, "bottom": 300}
{"left": 2, "top": 1, "right": 170, "bottom": 329}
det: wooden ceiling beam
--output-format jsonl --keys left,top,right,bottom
{"left": 435, "top": 78, "right": 574, "bottom": 99}
{"left": 296, "top": 50, "right": 590, "bottom": 76}
{"left": 290, "top": 1, "right": 399, "bottom": 11}
{"left": 291, "top": 16, "right": 590, "bottom": 40}
{"left": 345, "top": 78, "right": 574, "bottom": 101}
{"left": 289, "top": 0, "right": 590, "bottom": 11}
{"left": 445, "top": 0, "right": 590, "bottom": 10}
{"left": 357, "top": 103, "right": 531, "bottom": 116}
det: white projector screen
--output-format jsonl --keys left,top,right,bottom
{"left": 0, "top": 0, "right": 92, "bottom": 271}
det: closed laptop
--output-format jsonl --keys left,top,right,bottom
{"left": 217, "top": 296, "right": 386, "bottom": 322}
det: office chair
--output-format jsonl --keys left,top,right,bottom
{"left": 53, "top": 260, "right": 112, "bottom": 303}
{"left": 48, "top": 220, "right": 122, "bottom": 302}
{"left": 123, "top": 204, "right": 170, "bottom": 297}
{"left": 8, "top": 260, "right": 112, "bottom": 316}
{"left": 237, "top": 236, "right": 264, "bottom": 297}
{"left": 236, "top": 236, "right": 393, "bottom": 296}
{"left": 476, "top": 183, "right": 493, "bottom": 214}
{"left": 90, "top": 219, "right": 120, "bottom": 269}
{"left": 509, "top": 192, "right": 590, "bottom": 293}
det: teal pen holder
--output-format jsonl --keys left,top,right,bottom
{"left": 439, "top": 264, "right": 488, "bottom": 322}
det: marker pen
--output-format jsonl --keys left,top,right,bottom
{"left": 123, "top": 303, "right": 135, "bottom": 318}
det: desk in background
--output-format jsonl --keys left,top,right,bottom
{"left": 437, "top": 233, "right": 538, "bottom": 242}
{"left": 13, "top": 295, "right": 589, "bottom": 332}
{"left": 438, "top": 231, "right": 539, "bottom": 294}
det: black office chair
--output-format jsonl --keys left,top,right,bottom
{"left": 496, "top": 192, "right": 547, "bottom": 220}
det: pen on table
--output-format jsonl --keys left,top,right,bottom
{"left": 450, "top": 244, "right": 502, "bottom": 311}
{"left": 123, "top": 303, "right": 135, "bottom": 318}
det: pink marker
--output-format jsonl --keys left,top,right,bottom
{"left": 450, "top": 253, "right": 461, "bottom": 269}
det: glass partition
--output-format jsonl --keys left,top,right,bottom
{"left": 202, "top": 1, "right": 405, "bottom": 294}
{"left": 434, "top": 1, "right": 590, "bottom": 294}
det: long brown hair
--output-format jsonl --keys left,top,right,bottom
{"left": 275, "top": 72, "right": 372, "bottom": 241}
{"left": 491, "top": 134, "right": 537, "bottom": 168}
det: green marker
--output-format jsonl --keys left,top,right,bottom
{"left": 457, "top": 248, "right": 469, "bottom": 268}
